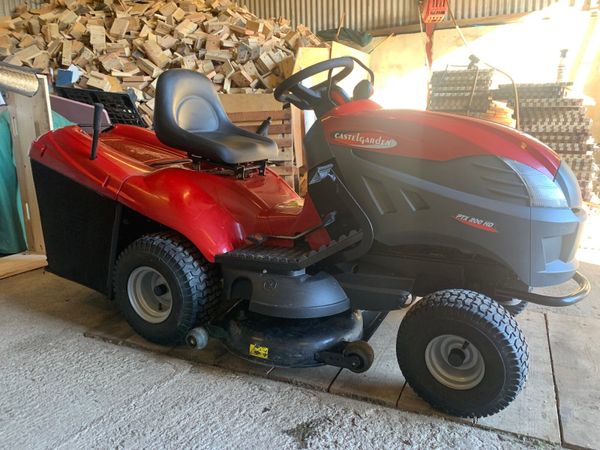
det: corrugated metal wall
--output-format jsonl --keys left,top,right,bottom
{"left": 0, "top": 0, "right": 45, "bottom": 16}
{"left": 0, "top": 1, "right": 564, "bottom": 29}
{"left": 0, "top": 0, "right": 23, "bottom": 16}
{"left": 243, "top": 0, "right": 563, "bottom": 31}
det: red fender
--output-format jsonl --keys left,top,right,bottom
{"left": 30, "top": 125, "right": 147, "bottom": 199}
{"left": 118, "top": 167, "right": 328, "bottom": 260}
{"left": 118, "top": 169, "right": 245, "bottom": 260}
{"left": 31, "top": 125, "right": 323, "bottom": 262}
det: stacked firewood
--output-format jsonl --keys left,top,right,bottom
{"left": 0, "top": 0, "right": 324, "bottom": 125}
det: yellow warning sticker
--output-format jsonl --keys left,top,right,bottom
{"left": 249, "top": 343, "right": 269, "bottom": 359}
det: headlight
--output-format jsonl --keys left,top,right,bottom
{"left": 555, "top": 161, "right": 583, "bottom": 208}
{"left": 503, "top": 159, "right": 568, "bottom": 208}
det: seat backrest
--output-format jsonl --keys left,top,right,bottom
{"left": 155, "top": 69, "right": 230, "bottom": 138}
{"left": 353, "top": 79, "right": 374, "bottom": 100}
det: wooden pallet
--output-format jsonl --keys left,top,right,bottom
{"left": 227, "top": 109, "right": 293, "bottom": 161}
{"left": 0, "top": 73, "right": 52, "bottom": 279}
{"left": 220, "top": 93, "right": 298, "bottom": 189}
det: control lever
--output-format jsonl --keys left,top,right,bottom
{"left": 256, "top": 116, "right": 272, "bottom": 136}
{"left": 90, "top": 102, "right": 104, "bottom": 160}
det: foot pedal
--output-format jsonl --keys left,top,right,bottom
{"left": 216, "top": 230, "right": 363, "bottom": 271}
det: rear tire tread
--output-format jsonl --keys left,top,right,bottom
{"left": 114, "top": 232, "right": 221, "bottom": 345}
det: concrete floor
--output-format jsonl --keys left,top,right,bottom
{"left": 0, "top": 270, "right": 561, "bottom": 450}
{"left": 2, "top": 209, "right": 599, "bottom": 449}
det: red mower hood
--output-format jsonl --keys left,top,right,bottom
{"left": 322, "top": 100, "right": 561, "bottom": 178}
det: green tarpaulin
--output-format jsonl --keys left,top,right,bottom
{"left": 316, "top": 28, "right": 373, "bottom": 48}
{"left": 0, "top": 111, "right": 73, "bottom": 255}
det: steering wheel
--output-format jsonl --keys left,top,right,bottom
{"left": 274, "top": 57, "right": 356, "bottom": 110}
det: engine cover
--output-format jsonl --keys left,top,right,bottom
{"left": 222, "top": 267, "right": 350, "bottom": 319}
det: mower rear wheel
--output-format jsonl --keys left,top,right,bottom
{"left": 114, "top": 232, "right": 221, "bottom": 345}
{"left": 396, "top": 289, "right": 529, "bottom": 418}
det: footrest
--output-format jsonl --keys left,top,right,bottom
{"left": 216, "top": 230, "right": 363, "bottom": 271}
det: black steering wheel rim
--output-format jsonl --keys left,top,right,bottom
{"left": 274, "top": 57, "right": 356, "bottom": 110}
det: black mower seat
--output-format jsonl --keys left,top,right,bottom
{"left": 154, "top": 69, "right": 278, "bottom": 165}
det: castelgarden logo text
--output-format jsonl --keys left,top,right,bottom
{"left": 331, "top": 131, "right": 397, "bottom": 149}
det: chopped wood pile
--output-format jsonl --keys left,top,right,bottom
{"left": 0, "top": 0, "right": 324, "bottom": 125}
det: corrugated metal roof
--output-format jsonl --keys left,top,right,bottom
{"left": 243, "top": 0, "right": 563, "bottom": 31}
{"left": 0, "top": 0, "right": 45, "bottom": 16}
{"left": 1, "top": 1, "right": 565, "bottom": 30}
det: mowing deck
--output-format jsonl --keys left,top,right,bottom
{"left": 84, "top": 266, "right": 600, "bottom": 449}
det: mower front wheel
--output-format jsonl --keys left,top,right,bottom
{"left": 114, "top": 232, "right": 221, "bottom": 345}
{"left": 343, "top": 341, "right": 375, "bottom": 373}
{"left": 396, "top": 289, "right": 529, "bottom": 418}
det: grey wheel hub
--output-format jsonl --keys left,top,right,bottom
{"left": 425, "top": 334, "right": 485, "bottom": 390}
{"left": 127, "top": 266, "right": 173, "bottom": 323}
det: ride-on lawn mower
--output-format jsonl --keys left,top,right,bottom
{"left": 31, "top": 57, "right": 590, "bottom": 418}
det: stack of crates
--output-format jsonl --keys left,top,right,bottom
{"left": 428, "top": 68, "right": 515, "bottom": 127}
{"left": 495, "top": 82, "right": 598, "bottom": 202}
{"left": 429, "top": 68, "right": 495, "bottom": 114}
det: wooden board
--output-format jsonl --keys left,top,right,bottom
{"left": 6, "top": 74, "right": 52, "bottom": 256}
{"left": 0, "top": 253, "right": 47, "bottom": 280}
{"left": 330, "top": 41, "right": 370, "bottom": 95}
{"left": 269, "top": 365, "right": 341, "bottom": 391}
{"left": 292, "top": 47, "right": 331, "bottom": 87}
{"left": 330, "top": 310, "right": 406, "bottom": 406}
{"left": 290, "top": 106, "right": 305, "bottom": 169}
{"left": 83, "top": 299, "right": 592, "bottom": 445}
{"left": 219, "top": 93, "right": 284, "bottom": 114}
{"left": 479, "top": 311, "right": 560, "bottom": 442}
{"left": 290, "top": 47, "right": 330, "bottom": 177}
{"left": 227, "top": 110, "right": 290, "bottom": 122}
{"left": 237, "top": 123, "right": 291, "bottom": 134}
{"left": 398, "top": 310, "right": 562, "bottom": 443}
{"left": 290, "top": 44, "right": 369, "bottom": 176}
{"left": 547, "top": 312, "right": 600, "bottom": 448}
